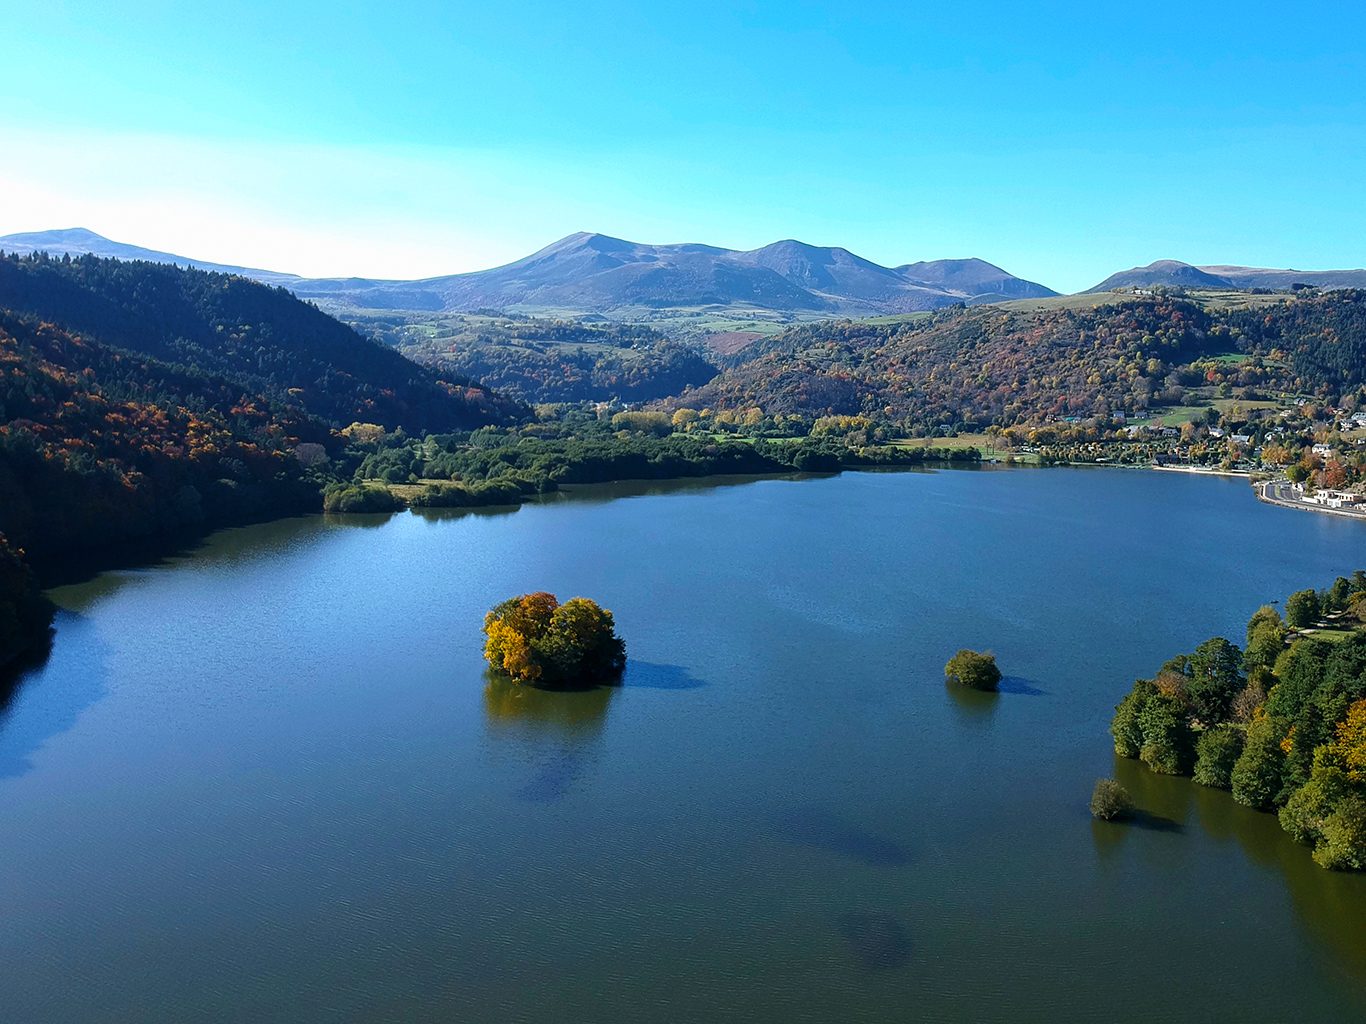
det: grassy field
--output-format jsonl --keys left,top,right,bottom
{"left": 856, "top": 311, "right": 935, "bottom": 327}
{"left": 893, "top": 434, "right": 1016, "bottom": 459}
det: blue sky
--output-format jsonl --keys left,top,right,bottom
{"left": 2, "top": 1, "right": 1364, "bottom": 291}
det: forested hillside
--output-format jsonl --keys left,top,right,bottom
{"left": 0, "top": 253, "right": 532, "bottom": 662}
{"left": 352, "top": 312, "right": 719, "bottom": 403}
{"left": 0, "top": 253, "right": 522, "bottom": 432}
{"left": 0, "top": 311, "right": 323, "bottom": 561}
{"left": 665, "top": 291, "right": 1366, "bottom": 430}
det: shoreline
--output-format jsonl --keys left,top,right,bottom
{"left": 1147, "top": 464, "right": 1251, "bottom": 480}
{"left": 1255, "top": 482, "right": 1366, "bottom": 522}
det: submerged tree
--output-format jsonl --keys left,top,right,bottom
{"left": 1089, "top": 778, "right": 1134, "bottom": 820}
{"left": 482, "top": 591, "right": 626, "bottom": 687}
{"left": 944, "top": 649, "right": 1002, "bottom": 692}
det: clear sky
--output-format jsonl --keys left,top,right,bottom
{"left": 2, "top": 1, "right": 1364, "bottom": 292}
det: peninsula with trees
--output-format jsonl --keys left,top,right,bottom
{"left": 1110, "top": 573, "right": 1366, "bottom": 870}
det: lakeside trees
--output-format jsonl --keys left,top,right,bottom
{"left": 0, "top": 534, "right": 52, "bottom": 667}
{"left": 1110, "top": 573, "right": 1366, "bottom": 870}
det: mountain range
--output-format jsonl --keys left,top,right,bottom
{"left": 5, "top": 228, "right": 1365, "bottom": 318}
{"left": 1086, "top": 259, "right": 1366, "bottom": 292}
{"left": 0, "top": 228, "right": 1055, "bottom": 315}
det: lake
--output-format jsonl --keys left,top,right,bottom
{"left": 3, "top": 467, "right": 1366, "bottom": 1023}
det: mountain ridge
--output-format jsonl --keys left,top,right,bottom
{"left": 1, "top": 228, "right": 1056, "bottom": 316}
{"left": 1086, "top": 259, "right": 1366, "bottom": 293}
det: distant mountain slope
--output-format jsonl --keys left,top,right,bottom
{"left": 1202, "top": 265, "right": 1366, "bottom": 290}
{"left": 0, "top": 227, "right": 303, "bottom": 288}
{"left": 1087, "top": 260, "right": 1366, "bottom": 293}
{"left": 2, "top": 228, "right": 1056, "bottom": 316}
{"left": 1086, "top": 260, "right": 1234, "bottom": 292}
{"left": 326, "top": 232, "right": 1059, "bottom": 314}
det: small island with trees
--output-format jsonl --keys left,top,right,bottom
{"left": 945, "top": 649, "right": 1002, "bottom": 691}
{"left": 482, "top": 591, "right": 626, "bottom": 688}
{"left": 1108, "top": 572, "right": 1366, "bottom": 870}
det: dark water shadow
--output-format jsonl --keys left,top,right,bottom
{"left": 1182, "top": 762, "right": 1366, "bottom": 985}
{"left": 1090, "top": 817, "right": 1126, "bottom": 860}
{"left": 39, "top": 513, "right": 326, "bottom": 590}
{"left": 0, "top": 632, "right": 55, "bottom": 719}
{"left": 541, "top": 473, "right": 807, "bottom": 508}
{"left": 319, "top": 511, "right": 398, "bottom": 529}
{"left": 1112, "top": 755, "right": 1195, "bottom": 829}
{"left": 0, "top": 612, "right": 110, "bottom": 779}
{"left": 997, "top": 676, "right": 1048, "bottom": 696}
{"left": 837, "top": 913, "right": 913, "bottom": 971}
{"left": 774, "top": 808, "right": 915, "bottom": 866}
{"left": 620, "top": 661, "right": 706, "bottom": 690}
{"left": 945, "top": 680, "right": 998, "bottom": 724}
{"left": 409, "top": 504, "right": 522, "bottom": 525}
{"left": 514, "top": 751, "right": 583, "bottom": 803}
{"left": 1128, "top": 809, "right": 1184, "bottom": 833}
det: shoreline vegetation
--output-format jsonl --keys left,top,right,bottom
{"left": 1110, "top": 574, "right": 1366, "bottom": 870}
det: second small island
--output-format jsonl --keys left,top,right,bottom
{"left": 945, "top": 649, "right": 1002, "bottom": 691}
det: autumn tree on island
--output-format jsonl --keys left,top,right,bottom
{"left": 483, "top": 592, "right": 626, "bottom": 687}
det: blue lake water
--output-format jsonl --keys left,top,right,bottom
{"left": 2, "top": 466, "right": 1365, "bottom": 1023}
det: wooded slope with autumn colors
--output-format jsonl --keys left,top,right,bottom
{"left": 662, "top": 292, "right": 1366, "bottom": 429}
{"left": 0, "top": 254, "right": 527, "bottom": 650}
{"left": 0, "top": 253, "right": 523, "bottom": 433}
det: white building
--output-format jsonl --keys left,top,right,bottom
{"left": 1294, "top": 485, "right": 1364, "bottom": 508}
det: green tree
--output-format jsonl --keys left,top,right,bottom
{"left": 1193, "top": 726, "right": 1245, "bottom": 789}
{"left": 1111, "top": 678, "right": 1157, "bottom": 758}
{"left": 1244, "top": 606, "right": 1286, "bottom": 670}
{"left": 1231, "top": 713, "right": 1291, "bottom": 809}
{"left": 1089, "top": 778, "right": 1133, "bottom": 820}
{"left": 944, "top": 649, "right": 1002, "bottom": 691}
{"left": 1279, "top": 753, "right": 1355, "bottom": 848}
{"left": 1246, "top": 605, "right": 1282, "bottom": 644}
{"left": 1138, "top": 694, "right": 1195, "bottom": 775}
{"left": 1266, "top": 638, "right": 1334, "bottom": 720}
{"left": 1186, "top": 637, "right": 1244, "bottom": 723}
{"left": 1285, "top": 589, "right": 1321, "bottom": 629}
{"left": 1315, "top": 795, "right": 1366, "bottom": 870}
